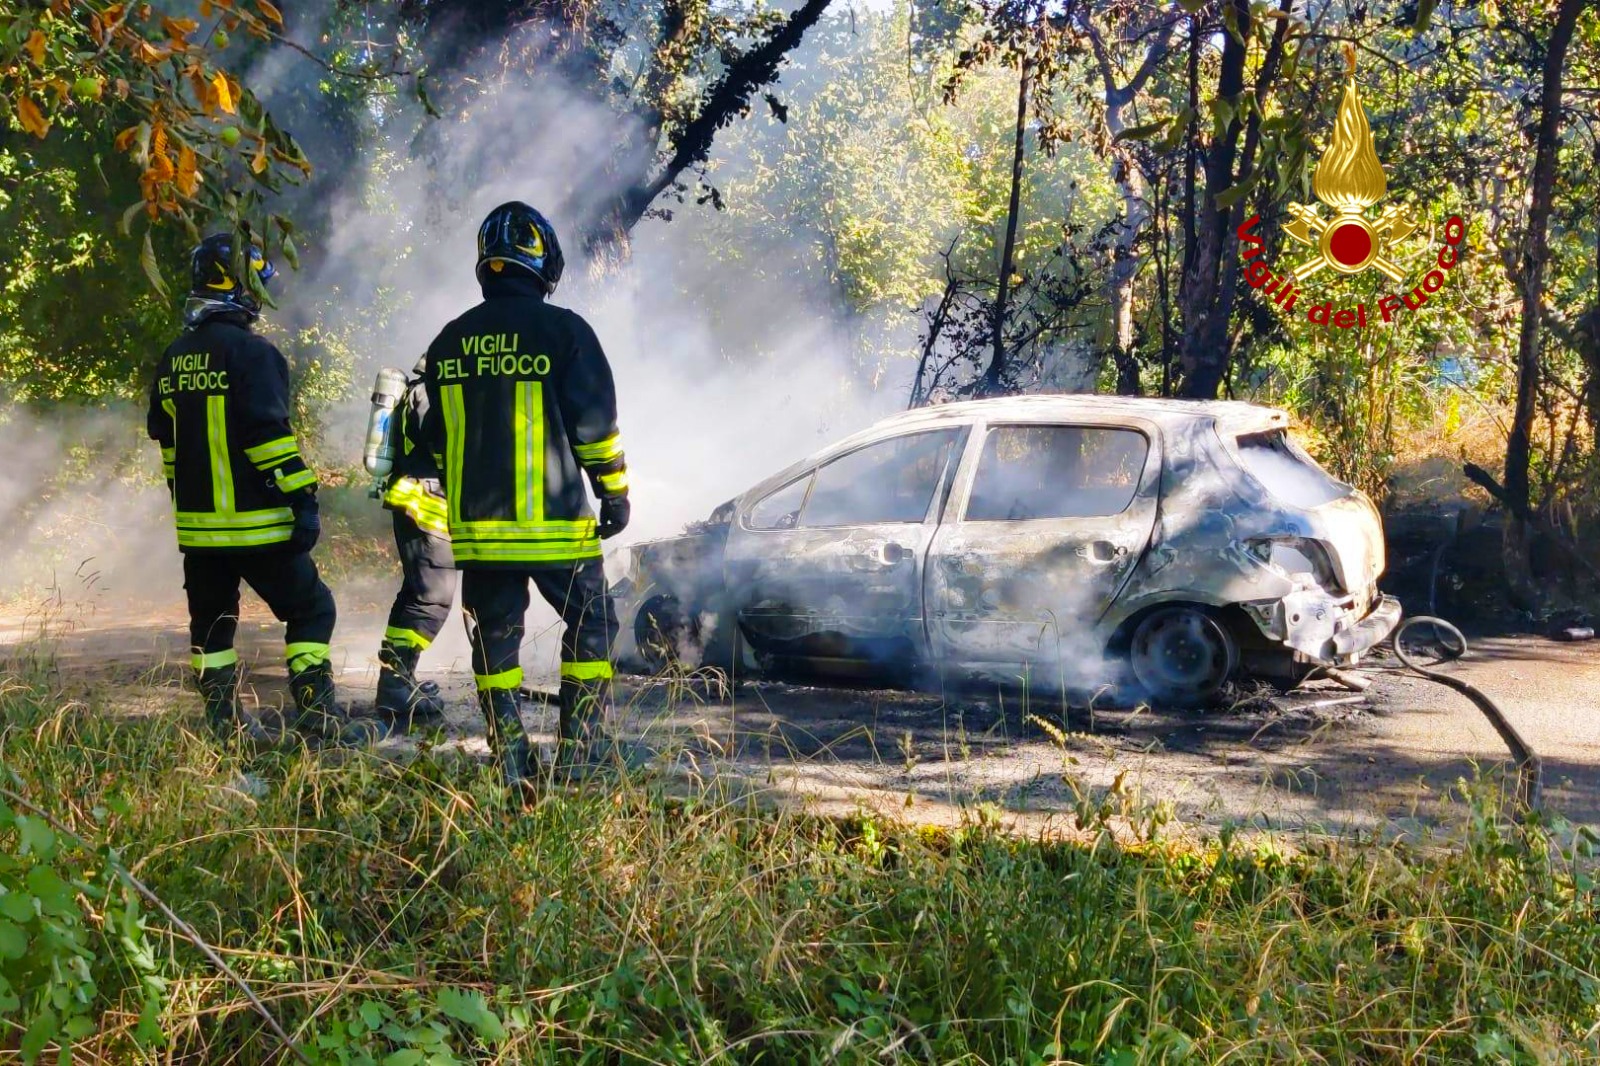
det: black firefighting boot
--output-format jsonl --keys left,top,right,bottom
{"left": 374, "top": 641, "right": 445, "bottom": 731}
{"left": 478, "top": 688, "right": 539, "bottom": 799}
{"left": 554, "top": 676, "right": 634, "bottom": 784}
{"left": 196, "top": 661, "right": 274, "bottom": 747}
{"left": 290, "top": 661, "right": 390, "bottom": 745}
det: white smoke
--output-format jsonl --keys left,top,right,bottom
{"left": 265, "top": 65, "right": 905, "bottom": 680}
{"left": 0, "top": 23, "right": 911, "bottom": 689}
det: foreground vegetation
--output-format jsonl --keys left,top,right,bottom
{"left": 1, "top": 661, "right": 1596, "bottom": 1065}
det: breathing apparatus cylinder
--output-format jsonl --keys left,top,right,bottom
{"left": 363, "top": 367, "right": 408, "bottom": 497}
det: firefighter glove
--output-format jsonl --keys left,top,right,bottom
{"left": 288, "top": 492, "right": 321, "bottom": 554}
{"left": 597, "top": 495, "right": 630, "bottom": 540}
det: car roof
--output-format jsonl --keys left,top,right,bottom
{"left": 854, "top": 394, "right": 1289, "bottom": 438}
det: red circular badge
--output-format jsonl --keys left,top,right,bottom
{"left": 1328, "top": 221, "right": 1373, "bottom": 268}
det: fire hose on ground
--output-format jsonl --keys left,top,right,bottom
{"left": 1387, "top": 614, "right": 1543, "bottom": 812}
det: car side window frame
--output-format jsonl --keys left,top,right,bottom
{"left": 741, "top": 427, "right": 970, "bottom": 533}
{"left": 797, "top": 427, "right": 967, "bottom": 529}
{"left": 954, "top": 421, "right": 1155, "bottom": 523}
{"left": 741, "top": 472, "right": 816, "bottom": 532}
{"left": 927, "top": 426, "right": 973, "bottom": 525}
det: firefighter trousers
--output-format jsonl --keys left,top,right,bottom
{"left": 384, "top": 510, "right": 457, "bottom": 651}
{"left": 183, "top": 550, "right": 336, "bottom": 675}
{"left": 461, "top": 560, "right": 617, "bottom": 692}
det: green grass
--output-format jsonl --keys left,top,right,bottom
{"left": 0, "top": 661, "right": 1597, "bottom": 1065}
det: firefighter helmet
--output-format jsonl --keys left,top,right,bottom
{"left": 190, "top": 232, "right": 276, "bottom": 316}
{"left": 475, "top": 202, "right": 564, "bottom": 293}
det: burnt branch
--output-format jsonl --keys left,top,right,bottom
{"left": 605, "top": 0, "right": 834, "bottom": 241}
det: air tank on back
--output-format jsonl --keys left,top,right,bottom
{"left": 364, "top": 366, "right": 408, "bottom": 497}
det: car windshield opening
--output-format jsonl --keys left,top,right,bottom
{"left": 966, "top": 425, "right": 1148, "bottom": 521}
{"left": 1235, "top": 430, "right": 1351, "bottom": 508}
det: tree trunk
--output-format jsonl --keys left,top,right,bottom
{"left": 1197, "top": 0, "right": 1292, "bottom": 397}
{"left": 1108, "top": 172, "right": 1145, "bottom": 394}
{"left": 1174, "top": 0, "right": 1249, "bottom": 399}
{"left": 1503, "top": 0, "right": 1586, "bottom": 605}
{"left": 981, "top": 54, "right": 1032, "bottom": 396}
{"left": 1083, "top": 13, "right": 1176, "bottom": 396}
{"left": 1179, "top": 14, "right": 1200, "bottom": 285}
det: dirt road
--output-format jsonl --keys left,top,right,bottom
{"left": 4, "top": 588, "right": 1596, "bottom": 835}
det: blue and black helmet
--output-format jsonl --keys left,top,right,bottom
{"left": 476, "top": 201, "right": 564, "bottom": 293}
{"left": 190, "top": 232, "right": 276, "bottom": 316}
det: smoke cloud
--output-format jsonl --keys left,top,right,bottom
{"left": 292, "top": 71, "right": 904, "bottom": 676}
{"left": 3, "top": 39, "right": 909, "bottom": 687}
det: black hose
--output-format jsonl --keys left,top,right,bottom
{"left": 1390, "top": 615, "right": 1542, "bottom": 811}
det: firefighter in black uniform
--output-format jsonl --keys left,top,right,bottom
{"left": 420, "top": 202, "right": 630, "bottom": 791}
{"left": 148, "top": 233, "right": 381, "bottom": 744}
{"left": 372, "top": 354, "right": 451, "bottom": 728}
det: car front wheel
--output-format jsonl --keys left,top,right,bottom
{"left": 1128, "top": 606, "right": 1240, "bottom": 708}
{"left": 633, "top": 595, "right": 702, "bottom": 674}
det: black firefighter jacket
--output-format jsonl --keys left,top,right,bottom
{"left": 146, "top": 313, "right": 317, "bottom": 552}
{"left": 420, "top": 275, "right": 628, "bottom": 568}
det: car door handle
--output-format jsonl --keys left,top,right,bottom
{"left": 853, "top": 542, "right": 911, "bottom": 569}
{"left": 1082, "top": 540, "right": 1125, "bottom": 565}
{"left": 884, "top": 542, "right": 915, "bottom": 564}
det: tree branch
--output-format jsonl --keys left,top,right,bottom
{"left": 610, "top": 0, "right": 833, "bottom": 238}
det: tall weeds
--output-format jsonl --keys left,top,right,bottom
{"left": 1, "top": 664, "right": 1596, "bottom": 1064}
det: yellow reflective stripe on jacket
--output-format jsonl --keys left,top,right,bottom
{"left": 573, "top": 433, "right": 623, "bottom": 465}
{"left": 475, "top": 666, "right": 523, "bottom": 691}
{"left": 176, "top": 526, "right": 295, "bottom": 549}
{"left": 191, "top": 648, "right": 239, "bottom": 671}
{"left": 274, "top": 467, "right": 317, "bottom": 494}
{"left": 560, "top": 660, "right": 613, "bottom": 682}
{"left": 451, "top": 518, "right": 597, "bottom": 540}
{"left": 514, "top": 381, "right": 544, "bottom": 523}
{"left": 441, "top": 384, "right": 466, "bottom": 527}
{"left": 452, "top": 542, "right": 601, "bottom": 564}
{"left": 206, "top": 395, "right": 233, "bottom": 514}
{"left": 161, "top": 402, "right": 177, "bottom": 478}
{"left": 244, "top": 435, "right": 301, "bottom": 469}
{"left": 174, "top": 506, "right": 295, "bottom": 549}
{"left": 383, "top": 477, "right": 449, "bottom": 537}
{"left": 175, "top": 507, "right": 295, "bottom": 528}
{"left": 597, "top": 470, "right": 629, "bottom": 496}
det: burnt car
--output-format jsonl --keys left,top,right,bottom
{"left": 611, "top": 396, "right": 1401, "bottom": 706}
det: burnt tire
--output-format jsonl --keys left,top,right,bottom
{"left": 633, "top": 595, "right": 702, "bottom": 674}
{"left": 1128, "top": 606, "right": 1240, "bottom": 709}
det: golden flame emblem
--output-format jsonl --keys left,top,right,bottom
{"left": 1283, "top": 49, "right": 1417, "bottom": 282}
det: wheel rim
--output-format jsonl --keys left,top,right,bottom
{"left": 1129, "top": 608, "right": 1238, "bottom": 704}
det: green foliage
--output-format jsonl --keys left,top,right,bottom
{"left": 0, "top": 796, "right": 164, "bottom": 1063}
{"left": 0, "top": 135, "right": 183, "bottom": 402}
{"left": 1, "top": 666, "right": 1598, "bottom": 1062}
{"left": 0, "top": 0, "right": 317, "bottom": 263}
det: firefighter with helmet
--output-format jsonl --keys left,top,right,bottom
{"left": 419, "top": 202, "right": 631, "bottom": 793}
{"left": 371, "top": 353, "right": 453, "bottom": 728}
{"left": 147, "top": 233, "right": 384, "bottom": 745}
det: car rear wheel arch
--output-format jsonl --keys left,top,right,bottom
{"left": 1109, "top": 601, "right": 1257, "bottom": 708}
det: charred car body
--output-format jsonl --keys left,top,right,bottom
{"left": 612, "top": 396, "right": 1401, "bottom": 705}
